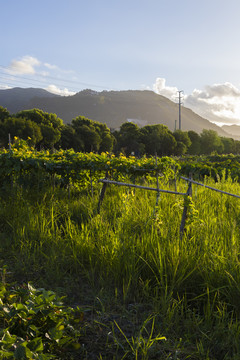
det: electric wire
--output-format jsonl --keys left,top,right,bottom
{"left": 0, "top": 65, "right": 116, "bottom": 92}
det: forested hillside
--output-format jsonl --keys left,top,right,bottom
{"left": 0, "top": 105, "right": 240, "bottom": 156}
{"left": 0, "top": 87, "right": 233, "bottom": 137}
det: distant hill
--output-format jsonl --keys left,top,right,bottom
{"left": 0, "top": 87, "right": 232, "bottom": 137}
{"left": 0, "top": 87, "right": 59, "bottom": 114}
{"left": 222, "top": 124, "right": 240, "bottom": 137}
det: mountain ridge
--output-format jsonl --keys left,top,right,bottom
{"left": 0, "top": 87, "right": 236, "bottom": 138}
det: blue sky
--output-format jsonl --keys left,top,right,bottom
{"left": 1, "top": 0, "right": 240, "bottom": 126}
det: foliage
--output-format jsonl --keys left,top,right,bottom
{"left": 16, "top": 109, "right": 63, "bottom": 149}
{"left": 0, "top": 117, "right": 42, "bottom": 148}
{"left": 187, "top": 130, "right": 201, "bottom": 155}
{"left": 173, "top": 130, "right": 191, "bottom": 155}
{"left": 0, "top": 149, "right": 179, "bottom": 190}
{"left": 3, "top": 138, "right": 240, "bottom": 357}
{"left": 200, "top": 129, "right": 224, "bottom": 154}
{"left": 2, "top": 104, "right": 240, "bottom": 156}
{"left": 0, "top": 106, "right": 10, "bottom": 122}
{"left": 139, "top": 124, "right": 177, "bottom": 156}
{"left": 113, "top": 122, "right": 144, "bottom": 156}
{"left": 179, "top": 153, "right": 240, "bottom": 181}
{"left": 0, "top": 281, "right": 82, "bottom": 359}
{"left": 70, "top": 116, "right": 115, "bottom": 153}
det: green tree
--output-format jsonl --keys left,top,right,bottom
{"left": 60, "top": 125, "right": 76, "bottom": 149}
{"left": 16, "top": 109, "right": 63, "bottom": 129}
{"left": 0, "top": 117, "right": 42, "bottom": 148}
{"left": 16, "top": 109, "right": 63, "bottom": 149}
{"left": 220, "top": 137, "right": 236, "bottom": 154}
{"left": 0, "top": 106, "right": 10, "bottom": 121}
{"left": 187, "top": 131, "right": 201, "bottom": 155}
{"left": 40, "top": 124, "right": 61, "bottom": 149}
{"left": 200, "top": 129, "right": 223, "bottom": 154}
{"left": 235, "top": 140, "right": 240, "bottom": 154}
{"left": 114, "top": 122, "right": 143, "bottom": 156}
{"left": 72, "top": 116, "right": 101, "bottom": 152}
{"left": 140, "top": 124, "right": 176, "bottom": 156}
{"left": 173, "top": 130, "right": 191, "bottom": 155}
{"left": 71, "top": 116, "right": 114, "bottom": 152}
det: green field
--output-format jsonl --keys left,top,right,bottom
{"left": 1, "top": 149, "right": 240, "bottom": 359}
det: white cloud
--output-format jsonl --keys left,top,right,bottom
{"left": 44, "top": 62, "right": 75, "bottom": 75}
{"left": 153, "top": 77, "right": 179, "bottom": 101}
{"left": 7, "top": 56, "right": 41, "bottom": 75}
{"left": 44, "top": 63, "right": 58, "bottom": 70}
{"left": 184, "top": 83, "right": 240, "bottom": 125}
{"left": 0, "top": 84, "right": 12, "bottom": 90}
{"left": 45, "top": 84, "right": 76, "bottom": 96}
{"left": 153, "top": 78, "right": 240, "bottom": 125}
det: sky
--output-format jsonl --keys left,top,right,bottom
{"left": 1, "top": 0, "right": 240, "bottom": 126}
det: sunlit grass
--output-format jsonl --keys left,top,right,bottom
{"left": 1, "top": 176, "right": 240, "bottom": 358}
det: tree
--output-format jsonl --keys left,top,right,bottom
{"left": 173, "top": 130, "right": 191, "bottom": 148}
{"left": 220, "top": 137, "right": 236, "bottom": 154}
{"left": 0, "top": 106, "right": 10, "bottom": 122}
{"left": 140, "top": 124, "right": 176, "bottom": 156}
{"left": 174, "top": 141, "right": 188, "bottom": 156}
{"left": 99, "top": 132, "right": 115, "bottom": 152}
{"left": 16, "top": 109, "right": 63, "bottom": 149}
{"left": 114, "top": 122, "right": 143, "bottom": 156}
{"left": 235, "top": 140, "right": 240, "bottom": 154}
{"left": 40, "top": 125, "right": 61, "bottom": 149}
{"left": 0, "top": 117, "right": 42, "bottom": 148}
{"left": 93, "top": 122, "right": 115, "bottom": 153}
{"left": 200, "top": 129, "right": 223, "bottom": 154}
{"left": 16, "top": 109, "right": 63, "bottom": 129}
{"left": 173, "top": 130, "right": 191, "bottom": 155}
{"left": 60, "top": 125, "right": 76, "bottom": 150}
{"left": 187, "top": 131, "right": 201, "bottom": 155}
{"left": 71, "top": 116, "right": 102, "bottom": 152}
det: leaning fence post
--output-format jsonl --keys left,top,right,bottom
{"left": 155, "top": 153, "right": 160, "bottom": 207}
{"left": 97, "top": 171, "right": 108, "bottom": 214}
{"left": 180, "top": 173, "right": 192, "bottom": 238}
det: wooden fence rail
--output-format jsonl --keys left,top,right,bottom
{"left": 180, "top": 176, "right": 240, "bottom": 199}
{"left": 98, "top": 175, "right": 240, "bottom": 238}
{"left": 98, "top": 179, "right": 186, "bottom": 195}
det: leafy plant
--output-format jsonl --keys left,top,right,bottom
{"left": 0, "top": 282, "right": 82, "bottom": 359}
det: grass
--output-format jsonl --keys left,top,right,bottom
{"left": 1, "top": 175, "right": 240, "bottom": 358}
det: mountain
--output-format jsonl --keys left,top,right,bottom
{"left": 0, "top": 87, "right": 59, "bottom": 114}
{"left": 0, "top": 87, "right": 232, "bottom": 137}
{"left": 222, "top": 124, "right": 240, "bottom": 137}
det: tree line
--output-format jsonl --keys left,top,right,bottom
{"left": 0, "top": 106, "right": 239, "bottom": 156}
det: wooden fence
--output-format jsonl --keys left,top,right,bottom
{"left": 98, "top": 174, "right": 240, "bottom": 238}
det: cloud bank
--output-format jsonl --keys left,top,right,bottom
{"left": 2, "top": 56, "right": 76, "bottom": 97}
{"left": 184, "top": 83, "right": 240, "bottom": 125}
{"left": 153, "top": 78, "right": 240, "bottom": 125}
{"left": 45, "top": 84, "right": 76, "bottom": 96}
{"left": 7, "top": 56, "right": 41, "bottom": 75}
{"left": 154, "top": 78, "right": 240, "bottom": 125}
{"left": 153, "top": 78, "right": 179, "bottom": 102}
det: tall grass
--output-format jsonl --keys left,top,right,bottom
{"left": 2, "top": 176, "right": 240, "bottom": 358}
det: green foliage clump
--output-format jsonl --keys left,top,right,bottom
{"left": 0, "top": 280, "right": 82, "bottom": 359}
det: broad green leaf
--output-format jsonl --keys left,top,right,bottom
{"left": 27, "top": 337, "right": 44, "bottom": 352}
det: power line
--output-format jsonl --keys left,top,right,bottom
{"left": 0, "top": 65, "right": 116, "bottom": 92}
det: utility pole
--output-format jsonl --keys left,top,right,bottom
{"left": 174, "top": 120, "right": 177, "bottom": 132}
{"left": 177, "top": 90, "right": 184, "bottom": 130}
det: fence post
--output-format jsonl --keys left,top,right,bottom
{"left": 97, "top": 171, "right": 108, "bottom": 214}
{"left": 174, "top": 165, "right": 177, "bottom": 192}
{"left": 155, "top": 153, "right": 160, "bottom": 207}
{"left": 180, "top": 173, "right": 192, "bottom": 238}
{"left": 90, "top": 170, "right": 94, "bottom": 197}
